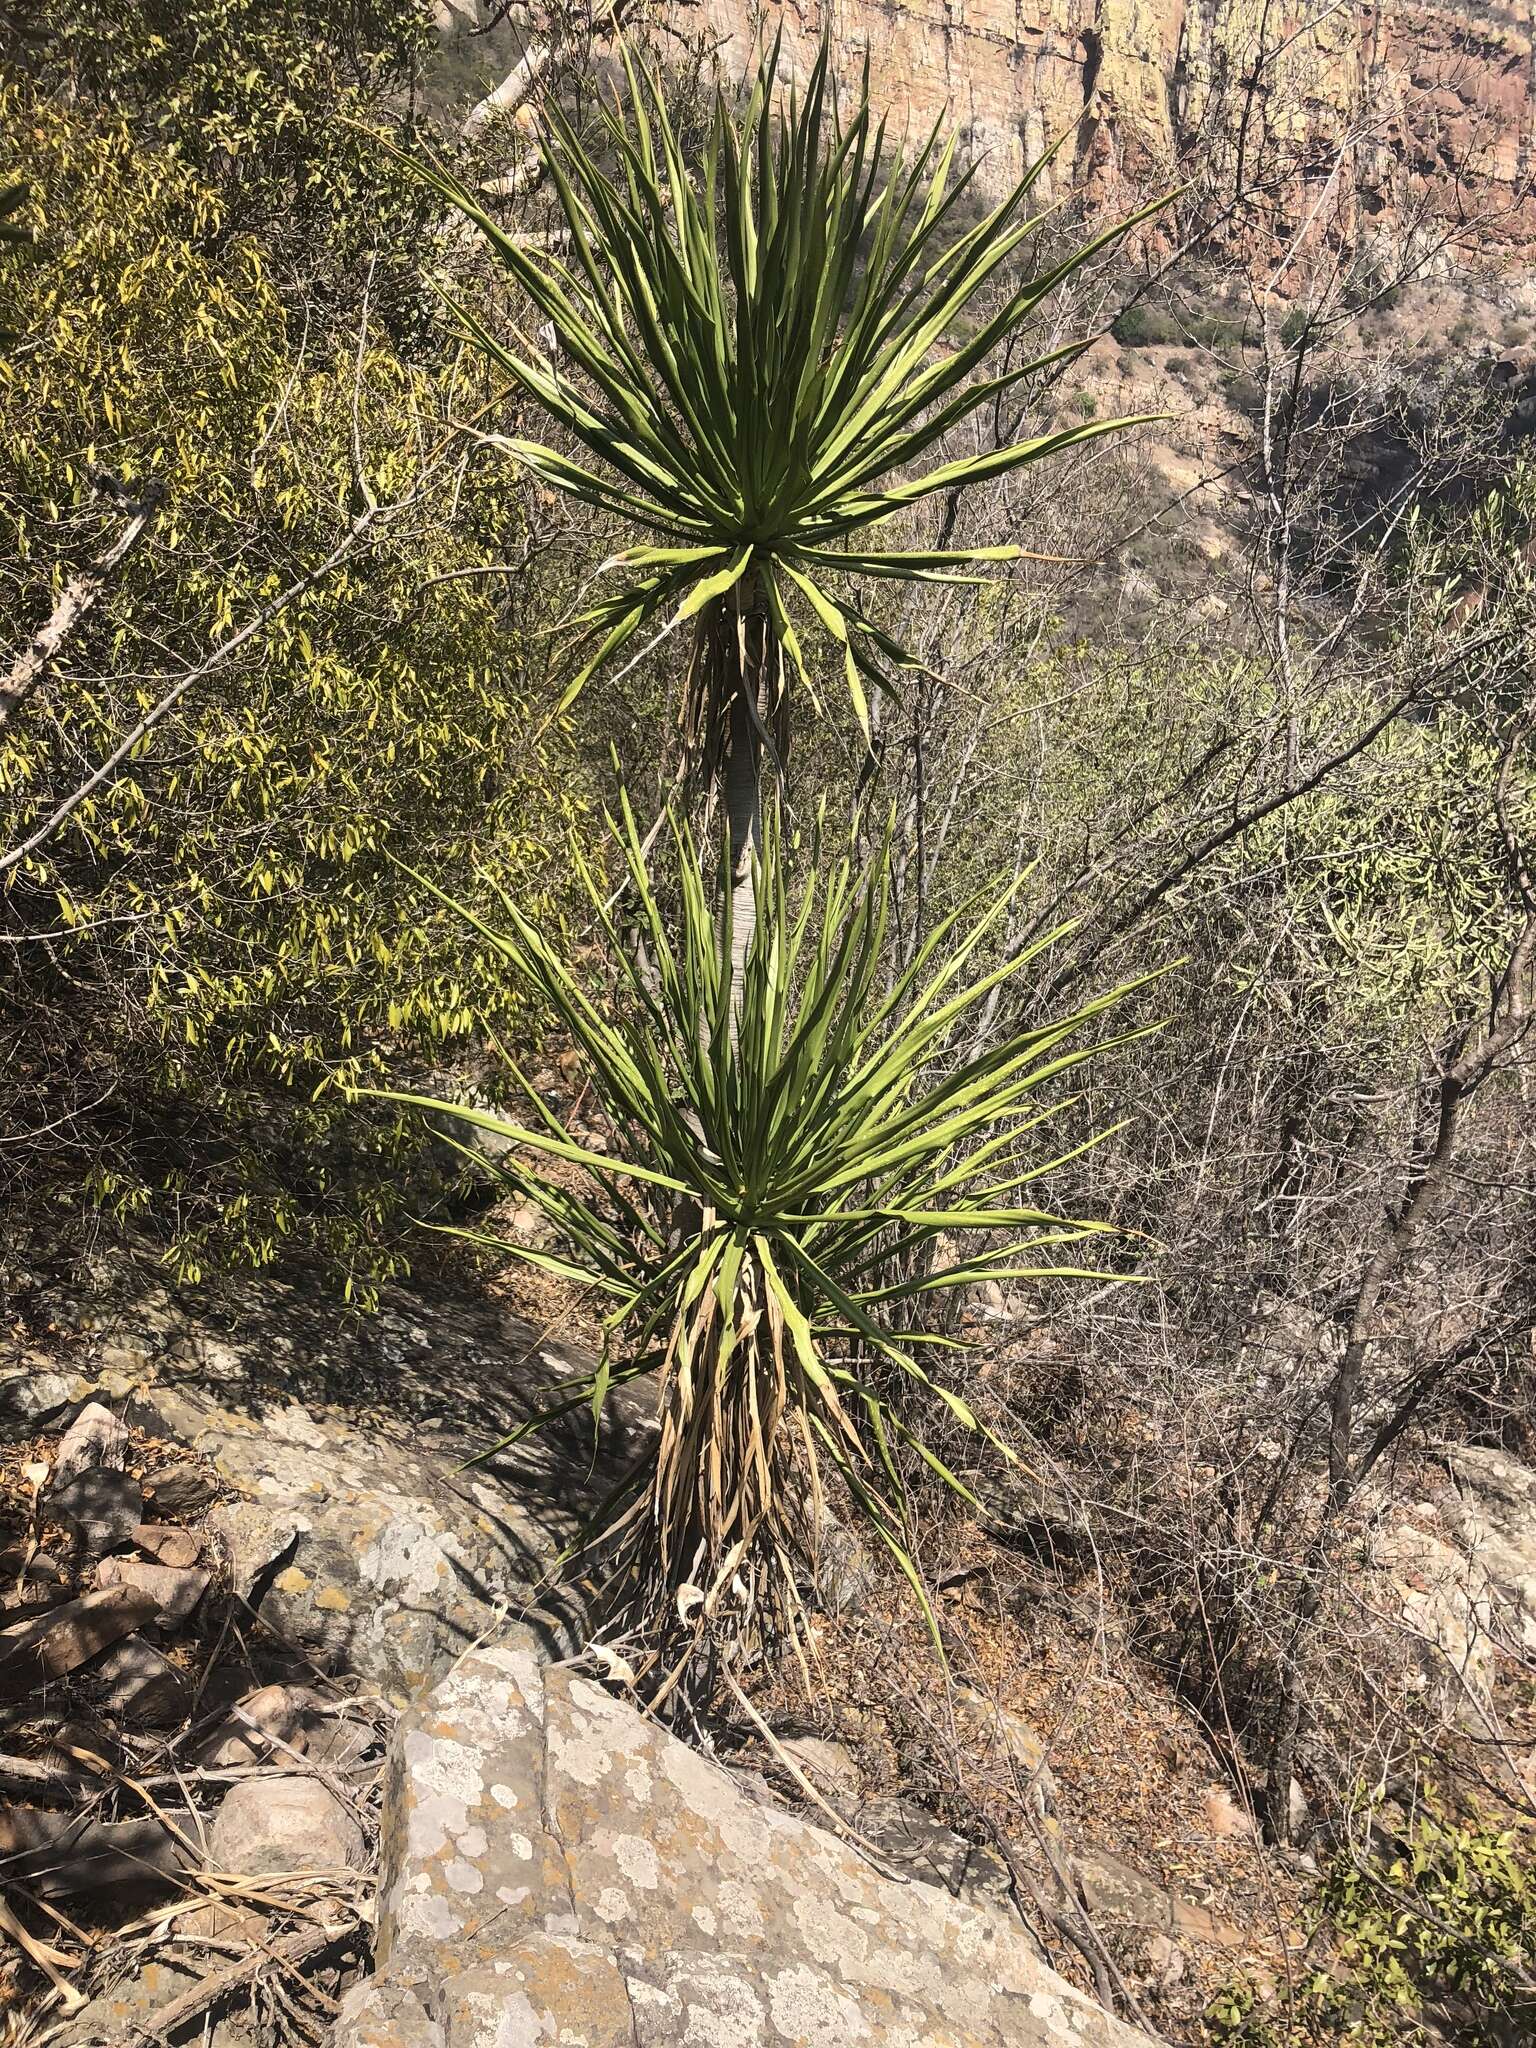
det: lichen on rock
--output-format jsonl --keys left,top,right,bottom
{"left": 346, "top": 1635, "right": 1155, "bottom": 2046}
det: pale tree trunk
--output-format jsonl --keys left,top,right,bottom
{"left": 460, "top": 19, "right": 545, "bottom": 138}
{"left": 1, "top": 496, "right": 157, "bottom": 731}
{"left": 459, "top": 0, "right": 636, "bottom": 169}
{"left": 718, "top": 577, "right": 772, "bottom": 1020}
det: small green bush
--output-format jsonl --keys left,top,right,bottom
{"left": 1280, "top": 306, "right": 1309, "bottom": 348}
{"left": 1188, "top": 311, "right": 1245, "bottom": 349}
{"left": 1112, "top": 301, "right": 1184, "bottom": 346}
{"left": 1113, "top": 300, "right": 1247, "bottom": 350}
{"left": 1207, "top": 1794, "right": 1536, "bottom": 2046}
{"left": 1219, "top": 368, "right": 1265, "bottom": 412}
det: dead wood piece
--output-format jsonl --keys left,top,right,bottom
{"left": 1, "top": 1591, "right": 70, "bottom": 1623}
{"left": 0, "top": 1808, "right": 196, "bottom": 1897}
{"left": 0, "top": 1751, "right": 93, "bottom": 1802}
{"left": 96, "top": 1918, "right": 355, "bottom": 2048}
{"left": 141, "top": 1462, "right": 217, "bottom": 1516}
{"left": 0, "top": 1746, "right": 365, "bottom": 1805}
{"left": 0, "top": 497, "right": 157, "bottom": 731}
{"left": 0, "top": 1586, "right": 159, "bottom": 1682}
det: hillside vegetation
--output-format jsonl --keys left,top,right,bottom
{"left": 2, "top": 6, "right": 1533, "bottom": 2044}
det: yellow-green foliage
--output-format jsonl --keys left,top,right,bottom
{"left": 0, "top": 81, "right": 590, "bottom": 1293}
{"left": 906, "top": 516, "right": 1532, "bottom": 1056}
{"left": 34, "top": 0, "right": 436, "bottom": 322}
{"left": 1244, "top": 707, "right": 1523, "bottom": 1028}
{"left": 1211, "top": 485, "right": 1532, "bottom": 1037}
{"left": 1208, "top": 1794, "right": 1536, "bottom": 2045}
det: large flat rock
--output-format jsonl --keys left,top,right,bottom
{"left": 3, "top": 1273, "right": 647, "bottom": 1699}
{"left": 339, "top": 1637, "right": 1153, "bottom": 2047}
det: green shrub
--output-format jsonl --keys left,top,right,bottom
{"left": 1190, "top": 312, "right": 1246, "bottom": 349}
{"left": 1112, "top": 301, "right": 1184, "bottom": 346}
{"left": 1219, "top": 367, "right": 1265, "bottom": 411}
{"left": 1280, "top": 306, "right": 1309, "bottom": 348}
{"left": 1113, "top": 300, "right": 1246, "bottom": 350}
{"left": 1207, "top": 1795, "right": 1536, "bottom": 2046}
{"left": 0, "top": 68, "right": 588, "bottom": 1295}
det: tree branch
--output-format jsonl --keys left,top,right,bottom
{"left": 0, "top": 485, "right": 433, "bottom": 879}
{"left": 0, "top": 492, "right": 159, "bottom": 731}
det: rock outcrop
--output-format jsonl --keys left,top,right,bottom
{"left": 1446, "top": 1443, "right": 1536, "bottom": 1652}
{"left": 339, "top": 1635, "right": 1154, "bottom": 2047}
{"left": 697, "top": 1, "right": 1536, "bottom": 260}
{"left": 433, "top": 2, "right": 1534, "bottom": 270}
{"left": 2, "top": 1273, "right": 644, "bottom": 1698}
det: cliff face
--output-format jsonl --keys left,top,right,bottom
{"left": 699, "top": 1, "right": 1535, "bottom": 263}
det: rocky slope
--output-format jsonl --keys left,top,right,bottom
{"left": 697, "top": 1, "right": 1534, "bottom": 256}
{"left": 7, "top": 1266, "right": 1535, "bottom": 2043}
{"left": 341, "top": 1636, "right": 1154, "bottom": 2047}
{"left": 1, "top": 1279, "right": 1165, "bottom": 2045}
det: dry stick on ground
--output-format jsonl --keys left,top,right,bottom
{"left": 959, "top": 1572, "right": 1163, "bottom": 2037}
{"left": 94, "top": 1918, "right": 358, "bottom": 2048}
{"left": 0, "top": 1886, "right": 86, "bottom": 2014}
{"left": 226, "top": 1700, "right": 371, "bottom": 1829}
{"left": 721, "top": 1667, "right": 909, "bottom": 1870}
{"left": 0, "top": 490, "right": 159, "bottom": 732}
{"left": 983, "top": 1812, "right": 1167, "bottom": 2038}
{"left": 1174, "top": 1411, "right": 1305, "bottom": 2021}
{"left": 0, "top": 1749, "right": 377, "bottom": 1803}
{"left": 0, "top": 1752, "right": 93, "bottom": 1800}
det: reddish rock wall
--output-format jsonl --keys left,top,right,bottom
{"left": 688, "top": 1, "right": 1534, "bottom": 262}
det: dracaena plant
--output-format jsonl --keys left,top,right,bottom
{"left": 412, "top": 37, "right": 1161, "bottom": 964}
{"left": 386, "top": 807, "right": 1152, "bottom": 1698}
